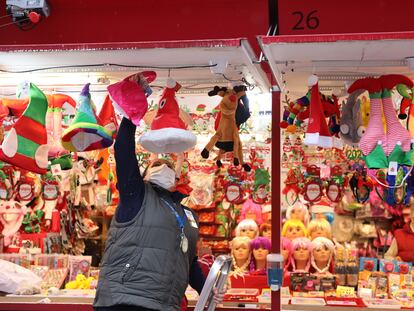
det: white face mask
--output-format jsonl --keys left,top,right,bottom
{"left": 144, "top": 164, "right": 176, "bottom": 190}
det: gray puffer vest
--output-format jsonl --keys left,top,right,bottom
{"left": 93, "top": 183, "right": 198, "bottom": 310}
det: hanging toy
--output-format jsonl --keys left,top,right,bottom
{"left": 45, "top": 93, "right": 77, "bottom": 157}
{"left": 0, "top": 170, "right": 13, "bottom": 200}
{"left": 61, "top": 84, "right": 113, "bottom": 152}
{"left": 280, "top": 94, "right": 309, "bottom": 133}
{"left": 0, "top": 82, "right": 49, "bottom": 174}
{"left": 339, "top": 90, "right": 365, "bottom": 146}
{"left": 201, "top": 86, "right": 251, "bottom": 171}
{"left": 40, "top": 172, "right": 60, "bottom": 228}
{"left": 140, "top": 78, "right": 197, "bottom": 154}
{"left": 397, "top": 83, "right": 414, "bottom": 138}
{"left": 348, "top": 75, "right": 414, "bottom": 168}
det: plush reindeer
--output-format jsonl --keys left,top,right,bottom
{"left": 201, "top": 86, "right": 251, "bottom": 171}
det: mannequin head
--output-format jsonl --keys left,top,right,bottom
{"left": 231, "top": 236, "right": 252, "bottom": 273}
{"left": 249, "top": 237, "right": 271, "bottom": 273}
{"left": 282, "top": 237, "right": 292, "bottom": 269}
{"left": 310, "top": 237, "right": 335, "bottom": 273}
{"left": 235, "top": 219, "right": 259, "bottom": 240}
{"left": 307, "top": 218, "right": 332, "bottom": 240}
{"left": 286, "top": 202, "right": 309, "bottom": 226}
{"left": 260, "top": 222, "right": 272, "bottom": 240}
{"left": 282, "top": 219, "right": 307, "bottom": 240}
{"left": 290, "top": 237, "right": 311, "bottom": 272}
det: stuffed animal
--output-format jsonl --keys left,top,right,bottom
{"left": 201, "top": 85, "right": 251, "bottom": 171}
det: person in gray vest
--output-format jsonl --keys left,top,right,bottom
{"left": 94, "top": 117, "right": 225, "bottom": 311}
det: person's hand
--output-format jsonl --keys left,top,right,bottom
{"left": 212, "top": 285, "right": 227, "bottom": 304}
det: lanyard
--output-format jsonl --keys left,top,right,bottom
{"left": 160, "top": 198, "right": 187, "bottom": 233}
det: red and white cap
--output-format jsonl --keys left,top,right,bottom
{"left": 304, "top": 75, "right": 333, "bottom": 148}
{"left": 139, "top": 78, "right": 197, "bottom": 153}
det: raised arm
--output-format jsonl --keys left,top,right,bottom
{"left": 114, "top": 117, "right": 145, "bottom": 222}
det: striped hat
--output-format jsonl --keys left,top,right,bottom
{"left": 61, "top": 84, "right": 113, "bottom": 152}
{"left": 0, "top": 82, "right": 49, "bottom": 174}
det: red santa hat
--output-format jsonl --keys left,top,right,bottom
{"left": 139, "top": 78, "right": 197, "bottom": 153}
{"left": 304, "top": 75, "right": 333, "bottom": 148}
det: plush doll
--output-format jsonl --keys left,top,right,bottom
{"left": 310, "top": 237, "right": 335, "bottom": 276}
{"left": 282, "top": 219, "right": 307, "bottom": 241}
{"left": 339, "top": 89, "right": 365, "bottom": 146}
{"left": 230, "top": 236, "right": 252, "bottom": 275}
{"left": 61, "top": 84, "right": 113, "bottom": 152}
{"left": 249, "top": 237, "right": 271, "bottom": 275}
{"left": 0, "top": 82, "right": 49, "bottom": 174}
{"left": 307, "top": 218, "right": 332, "bottom": 241}
{"left": 286, "top": 201, "right": 310, "bottom": 226}
{"left": 290, "top": 237, "right": 312, "bottom": 272}
{"left": 45, "top": 93, "right": 77, "bottom": 157}
{"left": 0, "top": 200, "right": 27, "bottom": 246}
{"left": 201, "top": 86, "right": 251, "bottom": 171}
{"left": 235, "top": 219, "right": 259, "bottom": 240}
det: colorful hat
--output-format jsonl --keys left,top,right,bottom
{"left": 107, "top": 71, "right": 156, "bottom": 126}
{"left": 61, "top": 84, "right": 113, "bottom": 152}
{"left": 0, "top": 82, "right": 49, "bottom": 174}
{"left": 304, "top": 75, "right": 333, "bottom": 148}
{"left": 139, "top": 78, "right": 197, "bottom": 153}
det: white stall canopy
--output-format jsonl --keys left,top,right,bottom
{"left": 258, "top": 32, "right": 414, "bottom": 97}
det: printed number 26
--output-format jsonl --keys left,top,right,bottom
{"left": 292, "top": 10, "right": 319, "bottom": 30}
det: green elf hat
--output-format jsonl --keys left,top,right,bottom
{"left": 0, "top": 82, "right": 49, "bottom": 174}
{"left": 61, "top": 83, "right": 113, "bottom": 152}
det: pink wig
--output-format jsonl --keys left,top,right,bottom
{"left": 289, "top": 237, "right": 312, "bottom": 272}
{"left": 282, "top": 237, "right": 292, "bottom": 270}
{"left": 240, "top": 198, "right": 264, "bottom": 225}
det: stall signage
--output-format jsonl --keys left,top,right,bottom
{"left": 278, "top": 0, "right": 414, "bottom": 35}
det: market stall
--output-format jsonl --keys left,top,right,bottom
{"left": 0, "top": 38, "right": 275, "bottom": 309}
{"left": 259, "top": 31, "right": 414, "bottom": 309}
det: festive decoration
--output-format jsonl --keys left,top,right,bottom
{"left": 98, "top": 95, "right": 118, "bottom": 139}
{"left": 304, "top": 75, "right": 333, "bottom": 148}
{"left": 107, "top": 71, "right": 156, "bottom": 125}
{"left": 46, "top": 94, "right": 77, "bottom": 157}
{"left": 140, "top": 78, "right": 196, "bottom": 154}
{"left": 61, "top": 84, "right": 113, "bottom": 152}
{"left": 0, "top": 200, "right": 27, "bottom": 246}
{"left": 339, "top": 89, "right": 365, "bottom": 146}
{"left": 201, "top": 86, "right": 251, "bottom": 171}
{"left": 0, "top": 82, "right": 49, "bottom": 174}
